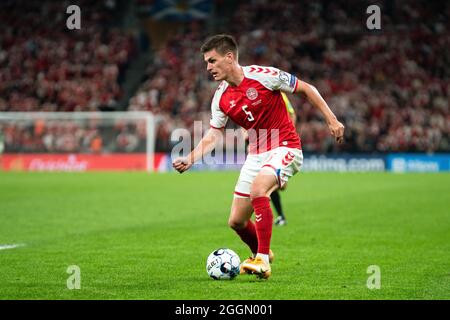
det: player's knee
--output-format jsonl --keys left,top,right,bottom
{"left": 228, "top": 217, "right": 246, "bottom": 230}
{"left": 250, "top": 184, "right": 267, "bottom": 200}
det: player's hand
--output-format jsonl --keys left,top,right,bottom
{"left": 328, "top": 119, "right": 345, "bottom": 144}
{"left": 172, "top": 157, "right": 193, "bottom": 173}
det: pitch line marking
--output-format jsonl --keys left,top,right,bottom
{"left": 0, "top": 244, "right": 26, "bottom": 251}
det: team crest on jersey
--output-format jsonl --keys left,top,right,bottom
{"left": 246, "top": 88, "right": 258, "bottom": 100}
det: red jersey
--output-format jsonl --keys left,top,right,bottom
{"left": 210, "top": 65, "right": 301, "bottom": 154}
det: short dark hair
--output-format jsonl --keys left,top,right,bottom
{"left": 200, "top": 34, "right": 238, "bottom": 57}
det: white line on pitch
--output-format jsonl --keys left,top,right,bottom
{"left": 0, "top": 244, "right": 26, "bottom": 251}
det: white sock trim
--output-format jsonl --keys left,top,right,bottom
{"left": 256, "top": 253, "right": 269, "bottom": 264}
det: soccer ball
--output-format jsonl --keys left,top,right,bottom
{"left": 206, "top": 248, "right": 241, "bottom": 280}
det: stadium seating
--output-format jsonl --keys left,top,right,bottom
{"left": 0, "top": 0, "right": 136, "bottom": 113}
{"left": 0, "top": 0, "right": 448, "bottom": 154}
{"left": 130, "top": 0, "right": 449, "bottom": 153}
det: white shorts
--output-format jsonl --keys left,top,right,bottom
{"left": 234, "top": 147, "right": 303, "bottom": 198}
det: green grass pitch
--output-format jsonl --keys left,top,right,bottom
{"left": 0, "top": 171, "right": 449, "bottom": 299}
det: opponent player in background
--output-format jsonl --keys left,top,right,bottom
{"left": 242, "top": 92, "right": 297, "bottom": 227}
{"left": 173, "top": 34, "right": 344, "bottom": 279}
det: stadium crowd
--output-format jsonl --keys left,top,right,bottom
{"left": 0, "top": 0, "right": 136, "bottom": 113}
{"left": 0, "top": 119, "right": 146, "bottom": 154}
{"left": 129, "top": 0, "right": 449, "bottom": 154}
{"left": 0, "top": 0, "right": 448, "bottom": 155}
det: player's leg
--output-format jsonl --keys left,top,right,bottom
{"left": 228, "top": 196, "right": 257, "bottom": 254}
{"left": 230, "top": 153, "right": 260, "bottom": 256}
{"left": 242, "top": 147, "right": 303, "bottom": 278}
{"left": 241, "top": 169, "right": 278, "bottom": 279}
{"left": 228, "top": 196, "right": 275, "bottom": 275}
{"left": 251, "top": 169, "right": 279, "bottom": 258}
{"left": 228, "top": 196, "right": 260, "bottom": 275}
{"left": 231, "top": 153, "right": 275, "bottom": 272}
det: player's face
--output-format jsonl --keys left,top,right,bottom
{"left": 203, "top": 49, "right": 233, "bottom": 81}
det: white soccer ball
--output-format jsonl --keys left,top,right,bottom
{"left": 206, "top": 248, "right": 241, "bottom": 280}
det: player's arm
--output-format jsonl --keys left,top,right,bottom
{"left": 261, "top": 67, "right": 341, "bottom": 140}
{"left": 174, "top": 82, "right": 228, "bottom": 173}
{"left": 294, "top": 80, "right": 344, "bottom": 143}
{"left": 172, "top": 127, "right": 223, "bottom": 173}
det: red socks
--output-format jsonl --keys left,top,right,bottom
{"left": 251, "top": 196, "right": 273, "bottom": 254}
{"left": 235, "top": 220, "right": 258, "bottom": 254}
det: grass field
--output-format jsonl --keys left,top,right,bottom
{"left": 0, "top": 171, "right": 449, "bottom": 300}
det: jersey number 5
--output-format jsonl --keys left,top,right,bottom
{"left": 242, "top": 105, "right": 254, "bottom": 122}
